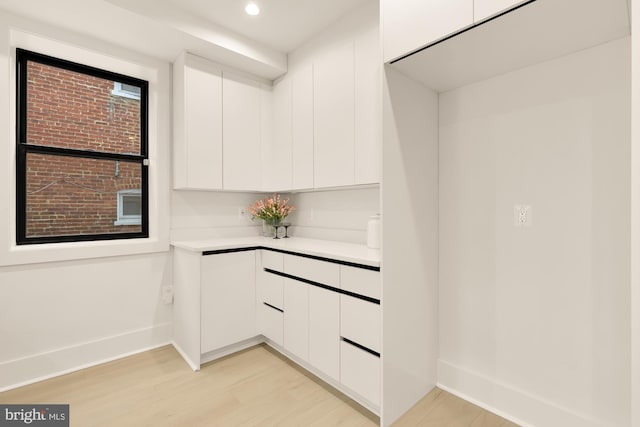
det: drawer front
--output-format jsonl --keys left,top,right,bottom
{"left": 340, "top": 266, "right": 380, "bottom": 300}
{"left": 284, "top": 254, "right": 340, "bottom": 288}
{"left": 340, "top": 295, "right": 380, "bottom": 353}
{"left": 259, "top": 303, "right": 283, "bottom": 346}
{"left": 259, "top": 270, "right": 284, "bottom": 309}
{"left": 340, "top": 340, "right": 380, "bottom": 406}
{"left": 262, "top": 250, "right": 284, "bottom": 272}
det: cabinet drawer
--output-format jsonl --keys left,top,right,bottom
{"left": 259, "top": 270, "right": 284, "bottom": 309}
{"left": 284, "top": 255, "right": 340, "bottom": 288}
{"left": 262, "top": 250, "right": 284, "bottom": 272}
{"left": 340, "top": 340, "right": 380, "bottom": 406}
{"left": 259, "top": 303, "right": 283, "bottom": 346}
{"left": 340, "top": 266, "right": 380, "bottom": 300}
{"left": 340, "top": 295, "right": 380, "bottom": 353}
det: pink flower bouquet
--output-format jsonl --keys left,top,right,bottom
{"left": 248, "top": 194, "right": 296, "bottom": 226}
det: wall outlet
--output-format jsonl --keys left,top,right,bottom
{"left": 513, "top": 205, "right": 532, "bottom": 227}
{"left": 162, "top": 285, "right": 174, "bottom": 305}
{"left": 238, "top": 207, "right": 248, "bottom": 220}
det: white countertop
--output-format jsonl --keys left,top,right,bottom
{"left": 171, "top": 237, "right": 381, "bottom": 268}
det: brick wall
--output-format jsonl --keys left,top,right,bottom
{"left": 25, "top": 61, "right": 142, "bottom": 238}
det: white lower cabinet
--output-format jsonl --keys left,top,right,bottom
{"left": 340, "top": 340, "right": 381, "bottom": 406}
{"left": 256, "top": 251, "right": 284, "bottom": 345}
{"left": 308, "top": 285, "right": 341, "bottom": 382}
{"left": 283, "top": 278, "right": 309, "bottom": 361}
{"left": 200, "top": 251, "right": 256, "bottom": 354}
{"left": 259, "top": 303, "right": 284, "bottom": 346}
{"left": 340, "top": 295, "right": 381, "bottom": 353}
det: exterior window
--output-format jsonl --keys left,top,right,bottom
{"left": 112, "top": 82, "right": 141, "bottom": 100}
{"left": 115, "top": 189, "right": 142, "bottom": 226}
{"left": 16, "top": 48, "right": 149, "bottom": 245}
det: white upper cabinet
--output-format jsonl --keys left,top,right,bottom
{"left": 222, "top": 71, "right": 262, "bottom": 191}
{"left": 173, "top": 52, "right": 223, "bottom": 190}
{"left": 382, "top": 0, "right": 473, "bottom": 62}
{"left": 313, "top": 40, "right": 356, "bottom": 189}
{"left": 291, "top": 61, "right": 315, "bottom": 191}
{"left": 267, "top": 75, "right": 292, "bottom": 191}
{"left": 474, "top": 0, "right": 527, "bottom": 22}
{"left": 354, "top": 23, "right": 381, "bottom": 185}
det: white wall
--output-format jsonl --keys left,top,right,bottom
{"left": 438, "top": 38, "right": 631, "bottom": 427}
{"left": 381, "top": 67, "right": 439, "bottom": 426}
{"left": 288, "top": 187, "right": 380, "bottom": 244}
{"left": 0, "top": 15, "right": 173, "bottom": 391}
{"left": 170, "top": 191, "right": 264, "bottom": 241}
{"left": 631, "top": 1, "right": 640, "bottom": 426}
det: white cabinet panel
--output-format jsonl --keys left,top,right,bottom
{"left": 173, "top": 52, "right": 223, "bottom": 190}
{"left": 268, "top": 75, "right": 292, "bottom": 191}
{"left": 340, "top": 295, "right": 381, "bottom": 353}
{"left": 258, "top": 270, "right": 284, "bottom": 310}
{"left": 291, "top": 61, "right": 315, "bottom": 190}
{"left": 474, "top": 0, "right": 526, "bottom": 22}
{"left": 201, "top": 251, "right": 256, "bottom": 354}
{"left": 309, "top": 286, "right": 340, "bottom": 381}
{"left": 283, "top": 278, "right": 309, "bottom": 361}
{"left": 284, "top": 255, "right": 340, "bottom": 288}
{"left": 340, "top": 266, "right": 381, "bottom": 300}
{"left": 262, "top": 250, "right": 284, "bottom": 272}
{"left": 355, "top": 24, "right": 381, "bottom": 185}
{"left": 382, "top": 0, "right": 473, "bottom": 62}
{"left": 259, "top": 303, "right": 283, "bottom": 346}
{"left": 313, "top": 41, "right": 355, "bottom": 188}
{"left": 222, "top": 71, "right": 262, "bottom": 191}
{"left": 340, "top": 340, "right": 380, "bottom": 406}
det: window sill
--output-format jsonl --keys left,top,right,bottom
{"left": 1, "top": 237, "right": 169, "bottom": 266}
{"left": 114, "top": 219, "right": 142, "bottom": 226}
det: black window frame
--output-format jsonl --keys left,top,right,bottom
{"left": 15, "top": 48, "right": 149, "bottom": 245}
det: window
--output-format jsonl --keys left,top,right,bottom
{"left": 16, "top": 48, "right": 149, "bottom": 245}
{"left": 115, "top": 189, "right": 142, "bottom": 226}
{"left": 112, "top": 82, "right": 141, "bottom": 100}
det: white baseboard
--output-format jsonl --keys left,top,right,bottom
{"left": 437, "top": 359, "right": 602, "bottom": 427}
{"left": 200, "top": 336, "right": 265, "bottom": 365}
{"left": 0, "top": 322, "right": 172, "bottom": 392}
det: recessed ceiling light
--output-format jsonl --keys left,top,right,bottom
{"left": 245, "top": 3, "right": 260, "bottom": 16}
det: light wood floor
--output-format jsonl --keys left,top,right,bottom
{"left": 0, "top": 344, "right": 518, "bottom": 427}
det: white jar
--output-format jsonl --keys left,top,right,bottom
{"left": 367, "top": 214, "right": 380, "bottom": 249}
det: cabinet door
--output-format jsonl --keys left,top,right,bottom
{"left": 291, "top": 61, "right": 314, "bottom": 190}
{"left": 382, "top": 0, "right": 473, "bottom": 62}
{"left": 354, "top": 23, "right": 381, "bottom": 185}
{"left": 340, "top": 340, "right": 380, "bottom": 406}
{"left": 222, "top": 71, "right": 261, "bottom": 191}
{"left": 313, "top": 41, "right": 355, "bottom": 188}
{"left": 474, "top": 0, "right": 526, "bottom": 22}
{"left": 308, "top": 285, "right": 340, "bottom": 381}
{"left": 173, "top": 52, "right": 223, "bottom": 190}
{"left": 267, "top": 75, "right": 292, "bottom": 191}
{"left": 201, "top": 251, "right": 256, "bottom": 354}
{"left": 283, "top": 278, "right": 309, "bottom": 361}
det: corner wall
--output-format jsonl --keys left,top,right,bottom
{"left": 438, "top": 38, "right": 631, "bottom": 427}
{"left": 381, "top": 66, "right": 439, "bottom": 426}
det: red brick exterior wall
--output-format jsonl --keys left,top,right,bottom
{"left": 25, "top": 61, "right": 142, "bottom": 238}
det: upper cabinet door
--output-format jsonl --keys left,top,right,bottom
{"left": 354, "top": 24, "right": 381, "bottom": 185}
{"left": 313, "top": 41, "right": 355, "bottom": 189}
{"left": 382, "top": 0, "right": 473, "bottom": 62}
{"left": 267, "top": 75, "right": 293, "bottom": 192}
{"left": 173, "top": 52, "right": 223, "bottom": 190}
{"left": 222, "top": 71, "right": 262, "bottom": 191}
{"left": 291, "top": 61, "right": 315, "bottom": 191}
{"left": 474, "top": 0, "right": 527, "bottom": 22}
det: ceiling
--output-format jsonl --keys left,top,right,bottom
{"left": 158, "top": 0, "right": 372, "bottom": 53}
